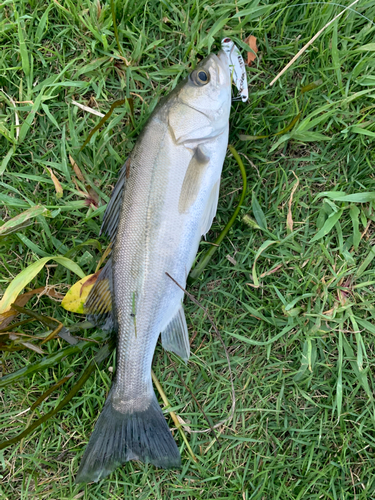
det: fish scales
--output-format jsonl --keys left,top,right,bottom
{"left": 76, "top": 51, "right": 231, "bottom": 483}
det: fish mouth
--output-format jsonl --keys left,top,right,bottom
{"left": 211, "top": 51, "right": 230, "bottom": 86}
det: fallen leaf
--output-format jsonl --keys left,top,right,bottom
{"left": 260, "top": 264, "right": 283, "bottom": 278}
{"left": 72, "top": 177, "right": 91, "bottom": 199}
{"left": 83, "top": 187, "right": 99, "bottom": 208}
{"left": 41, "top": 321, "right": 63, "bottom": 344}
{"left": 0, "top": 256, "right": 85, "bottom": 315}
{"left": 0, "top": 206, "right": 50, "bottom": 237}
{"left": 226, "top": 254, "right": 237, "bottom": 265}
{"left": 244, "top": 35, "right": 258, "bottom": 66}
{"left": 69, "top": 157, "right": 100, "bottom": 208}
{"left": 96, "top": 0, "right": 101, "bottom": 19}
{"left": 47, "top": 168, "right": 63, "bottom": 198}
{"left": 61, "top": 274, "right": 97, "bottom": 313}
{"left": 19, "top": 341, "right": 45, "bottom": 354}
{"left": 61, "top": 270, "right": 112, "bottom": 314}
{"left": 1, "top": 331, "right": 46, "bottom": 340}
{"left": 287, "top": 172, "right": 300, "bottom": 233}
{"left": 80, "top": 271, "right": 100, "bottom": 294}
{"left": 0, "top": 286, "right": 64, "bottom": 330}
{"left": 69, "top": 155, "right": 85, "bottom": 181}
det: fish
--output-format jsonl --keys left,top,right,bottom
{"left": 75, "top": 48, "right": 232, "bottom": 483}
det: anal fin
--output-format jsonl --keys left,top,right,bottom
{"left": 161, "top": 306, "right": 190, "bottom": 361}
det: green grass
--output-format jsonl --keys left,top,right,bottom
{"left": 2, "top": 0, "right": 375, "bottom": 498}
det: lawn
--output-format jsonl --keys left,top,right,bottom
{"left": 1, "top": 0, "right": 375, "bottom": 498}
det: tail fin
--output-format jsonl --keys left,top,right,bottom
{"left": 75, "top": 392, "right": 181, "bottom": 483}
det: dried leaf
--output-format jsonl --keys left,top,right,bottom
{"left": 72, "top": 177, "right": 91, "bottom": 199}
{"left": 84, "top": 186, "right": 99, "bottom": 207}
{"left": 226, "top": 254, "right": 237, "bottom": 265}
{"left": 0, "top": 206, "right": 50, "bottom": 237}
{"left": 47, "top": 168, "right": 63, "bottom": 198}
{"left": 80, "top": 271, "right": 100, "bottom": 293}
{"left": 0, "top": 256, "right": 84, "bottom": 315}
{"left": 69, "top": 159, "right": 100, "bottom": 208}
{"left": 1, "top": 331, "right": 45, "bottom": 340}
{"left": 19, "top": 341, "right": 45, "bottom": 354}
{"left": 0, "top": 286, "right": 64, "bottom": 330}
{"left": 287, "top": 173, "right": 300, "bottom": 232}
{"left": 69, "top": 155, "right": 85, "bottom": 181}
{"left": 96, "top": 0, "right": 101, "bottom": 19}
{"left": 244, "top": 35, "right": 258, "bottom": 66}
{"left": 260, "top": 264, "right": 283, "bottom": 278}
{"left": 61, "top": 274, "right": 97, "bottom": 313}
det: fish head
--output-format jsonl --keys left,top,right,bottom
{"left": 168, "top": 51, "right": 231, "bottom": 146}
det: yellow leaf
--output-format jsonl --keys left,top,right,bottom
{"left": 61, "top": 274, "right": 96, "bottom": 313}
{"left": 0, "top": 256, "right": 84, "bottom": 315}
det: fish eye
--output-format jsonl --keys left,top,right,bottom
{"left": 191, "top": 69, "right": 210, "bottom": 86}
{"left": 198, "top": 71, "right": 208, "bottom": 83}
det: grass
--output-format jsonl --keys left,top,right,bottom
{"left": 1, "top": 0, "right": 375, "bottom": 498}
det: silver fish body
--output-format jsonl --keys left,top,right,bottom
{"left": 76, "top": 51, "right": 231, "bottom": 483}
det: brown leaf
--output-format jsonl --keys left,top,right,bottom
{"left": 244, "top": 35, "right": 258, "bottom": 66}
{"left": 70, "top": 158, "right": 100, "bottom": 208}
{"left": 72, "top": 176, "right": 91, "bottom": 199}
{"left": 71, "top": 174, "right": 99, "bottom": 208}
{"left": 260, "top": 264, "right": 283, "bottom": 278}
{"left": 69, "top": 155, "right": 85, "bottom": 181}
{"left": 19, "top": 341, "right": 45, "bottom": 354}
{"left": 96, "top": 0, "right": 101, "bottom": 19}
{"left": 41, "top": 321, "right": 63, "bottom": 344}
{"left": 0, "top": 286, "right": 64, "bottom": 330}
{"left": 80, "top": 270, "right": 100, "bottom": 295}
{"left": 47, "top": 168, "right": 63, "bottom": 198}
{"left": 287, "top": 172, "right": 300, "bottom": 233}
{"left": 84, "top": 186, "right": 99, "bottom": 207}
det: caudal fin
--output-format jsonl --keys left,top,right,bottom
{"left": 75, "top": 392, "right": 181, "bottom": 483}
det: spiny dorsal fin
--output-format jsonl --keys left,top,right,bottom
{"left": 85, "top": 257, "right": 116, "bottom": 331}
{"left": 201, "top": 178, "right": 220, "bottom": 237}
{"left": 161, "top": 306, "right": 190, "bottom": 361}
{"left": 100, "top": 158, "right": 130, "bottom": 241}
{"left": 178, "top": 146, "right": 210, "bottom": 214}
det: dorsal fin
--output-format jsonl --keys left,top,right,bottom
{"left": 100, "top": 158, "right": 130, "bottom": 241}
{"left": 85, "top": 257, "right": 117, "bottom": 331}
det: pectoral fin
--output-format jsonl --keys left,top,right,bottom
{"left": 201, "top": 178, "right": 220, "bottom": 237}
{"left": 161, "top": 306, "right": 190, "bottom": 361}
{"left": 178, "top": 146, "right": 210, "bottom": 214}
